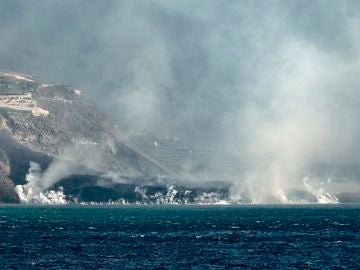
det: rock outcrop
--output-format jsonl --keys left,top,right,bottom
{"left": 0, "top": 149, "right": 19, "bottom": 203}
{"left": 0, "top": 71, "right": 167, "bottom": 202}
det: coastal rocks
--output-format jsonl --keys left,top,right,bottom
{"left": 0, "top": 72, "right": 168, "bottom": 203}
{"left": 0, "top": 150, "right": 19, "bottom": 203}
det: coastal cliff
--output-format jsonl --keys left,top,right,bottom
{"left": 0, "top": 71, "right": 166, "bottom": 203}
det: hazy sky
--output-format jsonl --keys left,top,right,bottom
{"left": 0, "top": 0, "right": 358, "bottom": 146}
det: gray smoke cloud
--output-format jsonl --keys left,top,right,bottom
{"left": 2, "top": 0, "right": 360, "bottom": 202}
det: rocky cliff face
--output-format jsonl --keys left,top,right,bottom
{"left": 1, "top": 72, "right": 354, "bottom": 204}
{"left": 0, "top": 72, "right": 166, "bottom": 203}
{"left": 0, "top": 149, "right": 18, "bottom": 203}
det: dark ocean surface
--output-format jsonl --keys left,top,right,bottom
{"left": 0, "top": 205, "right": 359, "bottom": 269}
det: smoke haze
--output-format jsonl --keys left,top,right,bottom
{"left": 2, "top": 0, "right": 360, "bottom": 202}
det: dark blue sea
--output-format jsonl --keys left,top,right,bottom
{"left": 0, "top": 205, "right": 359, "bottom": 269}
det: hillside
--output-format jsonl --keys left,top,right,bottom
{"left": 0, "top": 71, "right": 166, "bottom": 202}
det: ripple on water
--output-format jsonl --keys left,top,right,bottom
{"left": 0, "top": 206, "right": 359, "bottom": 269}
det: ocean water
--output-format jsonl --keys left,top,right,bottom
{"left": 0, "top": 205, "right": 359, "bottom": 269}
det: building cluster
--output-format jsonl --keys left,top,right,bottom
{"left": 0, "top": 72, "right": 49, "bottom": 117}
{"left": 0, "top": 72, "right": 37, "bottom": 94}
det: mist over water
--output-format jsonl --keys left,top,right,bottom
{"left": 1, "top": 0, "right": 360, "bottom": 203}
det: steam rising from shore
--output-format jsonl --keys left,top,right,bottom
{"left": 228, "top": 40, "right": 360, "bottom": 202}
{"left": 2, "top": 1, "right": 360, "bottom": 202}
{"left": 15, "top": 162, "right": 67, "bottom": 204}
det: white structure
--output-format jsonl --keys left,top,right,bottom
{"left": 31, "top": 107, "right": 49, "bottom": 117}
{"left": 74, "top": 89, "right": 82, "bottom": 96}
{"left": 0, "top": 93, "right": 49, "bottom": 117}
